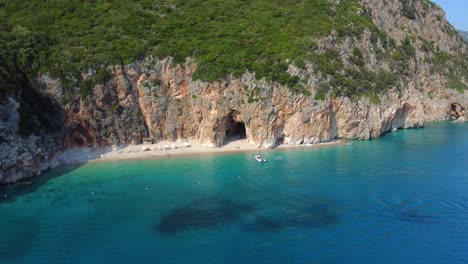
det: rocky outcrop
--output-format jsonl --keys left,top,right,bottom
{"left": 450, "top": 103, "right": 466, "bottom": 122}
{"left": 42, "top": 57, "right": 468, "bottom": 149}
{"left": 460, "top": 31, "right": 468, "bottom": 43}
{"left": 2, "top": 53, "right": 467, "bottom": 184}
{"left": 0, "top": 98, "right": 61, "bottom": 183}
{"left": 360, "top": 0, "right": 465, "bottom": 53}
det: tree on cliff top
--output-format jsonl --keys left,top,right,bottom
{"left": 1, "top": 0, "right": 467, "bottom": 98}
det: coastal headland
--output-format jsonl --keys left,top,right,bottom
{"left": 1, "top": 0, "right": 467, "bottom": 183}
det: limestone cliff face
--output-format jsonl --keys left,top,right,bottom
{"left": 1, "top": 0, "right": 467, "bottom": 184}
{"left": 43, "top": 55, "right": 466, "bottom": 149}
{"left": 1, "top": 58, "right": 466, "bottom": 183}
{"left": 360, "top": 0, "right": 465, "bottom": 54}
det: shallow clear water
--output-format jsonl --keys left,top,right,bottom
{"left": 1, "top": 122, "right": 468, "bottom": 264}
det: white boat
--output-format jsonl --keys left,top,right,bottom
{"left": 255, "top": 155, "right": 267, "bottom": 162}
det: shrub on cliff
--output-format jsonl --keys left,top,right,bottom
{"left": 0, "top": 25, "right": 50, "bottom": 96}
{"left": 1, "top": 0, "right": 466, "bottom": 100}
{"left": 0, "top": 0, "right": 378, "bottom": 89}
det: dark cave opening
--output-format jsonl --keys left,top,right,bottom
{"left": 276, "top": 134, "right": 285, "bottom": 147}
{"left": 224, "top": 113, "right": 246, "bottom": 143}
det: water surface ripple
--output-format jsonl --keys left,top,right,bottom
{"left": 1, "top": 122, "right": 467, "bottom": 263}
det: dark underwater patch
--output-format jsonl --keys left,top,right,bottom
{"left": 157, "top": 196, "right": 254, "bottom": 235}
{"left": 157, "top": 196, "right": 341, "bottom": 235}
{"left": 241, "top": 204, "right": 339, "bottom": 233}
{"left": 366, "top": 204, "right": 441, "bottom": 224}
{"left": 241, "top": 216, "right": 283, "bottom": 232}
{"left": 396, "top": 210, "right": 440, "bottom": 223}
{"left": 294, "top": 205, "right": 339, "bottom": 228}
{"left": 0, "top": 217, "right": 39, "bottom": 260}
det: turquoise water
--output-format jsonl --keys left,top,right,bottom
{"left": 1, "top": 122, "right": 468, "bottom": 264}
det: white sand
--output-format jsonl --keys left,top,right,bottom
{"left": 94, "top": 139, "right": 343, "bottom": 163}
{"left": 55, "top": 139, "right": 344, "bottom": 164}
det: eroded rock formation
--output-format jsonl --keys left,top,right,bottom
{"left": 1, "top": 0, "right": 467, "bottom": 183}
{"left": 1, "top": 58, "right": 466, "bottom": 183}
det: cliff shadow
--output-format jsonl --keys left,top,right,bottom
{"left": 17, "top": 77, "right": 66, "bottom": 137}
{"left": 272, "top": 134, "right": 285, "bottom": 148}
{"left": 0, "top": 164, "right": 82, "bottom": 204}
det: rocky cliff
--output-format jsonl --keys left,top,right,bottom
{"left": 1, "top": 0, "right": 467, "bottom": 183}
{"left": 459, "top": 31, "right": 468, "bottom": 43}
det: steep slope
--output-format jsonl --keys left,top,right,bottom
{"left": 0, "top": 0, "right": 467, "bottom": 183}
{"left": 459, "top": 31, "right": 468, "bottom": 42}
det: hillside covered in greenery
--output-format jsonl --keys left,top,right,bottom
{"left": 0, "top": 0, "right": 467, "bottom": 99}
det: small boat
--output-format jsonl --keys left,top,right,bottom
{"left": 255, "top": 155, "right": 267, "bottom": 162}
{"left": 347, "top": 142, "right": 353, "bottom": 146}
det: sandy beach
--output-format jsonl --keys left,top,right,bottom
{"left": 55, "top": 139, "right": 345, "bottom": 164}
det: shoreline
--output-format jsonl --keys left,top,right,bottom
{"left": 56, "top": 139, "right": 345, "bottom": 165}
{"left": 55, "top": 122, "right": 468, "bottom": 166}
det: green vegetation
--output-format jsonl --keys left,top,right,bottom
{"left": 322, "top": 68, "right": 396, "bottom": 101}
{"left": 391, "top": 36, "right": 416, "bottom": 76}
{"left": 0, "top": 0, "right": 466, "bottom": 102}
{"left": 246, "top": 86, "right": 262, "bottom": 104}
{"left": 447, "top": 77, "right": 467, "bottom": 93}
{"left": 334, "top": 2, "right": 378, "bottom": 37}
{"left": 312, "top": 49, "right": 343, "bottom": 76}
{"left": 419, "top": 37, "right": 435, "bottom": 52}
{"left": 433, "top": 51, "right": 451, "bottom": 65}
{"left": 151, "top": 79, "right": 162, "bottom": 87}
{"left": 0, "top": 25, "right": 65, "bottom": 134}
{"left": 110, "top": 103, "right": 122, "bottom": 113}
{"left": 1, "top": 0, "right": 381, "bottom": 94}
{"left": 422, "top": 0, "right": 437, "bottom": 10}
{"left": 402, "top": 0, "right": 417, "bottom": 19}
{"left": 350, "top": 48, "right": 365, "bottom": 67}
{"left": 314, "top": 92, "right": 326, "bottom": 101}
{"left": 0, "top": 25, "right": 50, "bottom": 96}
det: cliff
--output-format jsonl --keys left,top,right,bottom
{"left": 1, "top": 0, "right": 467, "bottom": 183}
{"left": 459, "top": 31, "right": 468, "bottom": 43}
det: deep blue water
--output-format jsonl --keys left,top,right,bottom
{"left": 1, "top": 122, "right": 468, "bottom": 264}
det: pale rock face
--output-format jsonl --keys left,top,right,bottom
{"left": 360, "top": 0, "right": 465, "bottom": 54}
{"left": 3, "top": 54, "right": 467, "bottom": 184}
{"left": 45, "top": 57, "right": 466, "bottom": 150}
{"left": 2, "top": 53, "right": 467, "bottom": 183}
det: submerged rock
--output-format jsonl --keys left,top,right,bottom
{"left": 157, "top": 197, "right": 254, "bottom": 235}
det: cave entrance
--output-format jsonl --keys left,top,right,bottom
{"left": 224, "top": 111, "right": 246, "bottom": 144}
